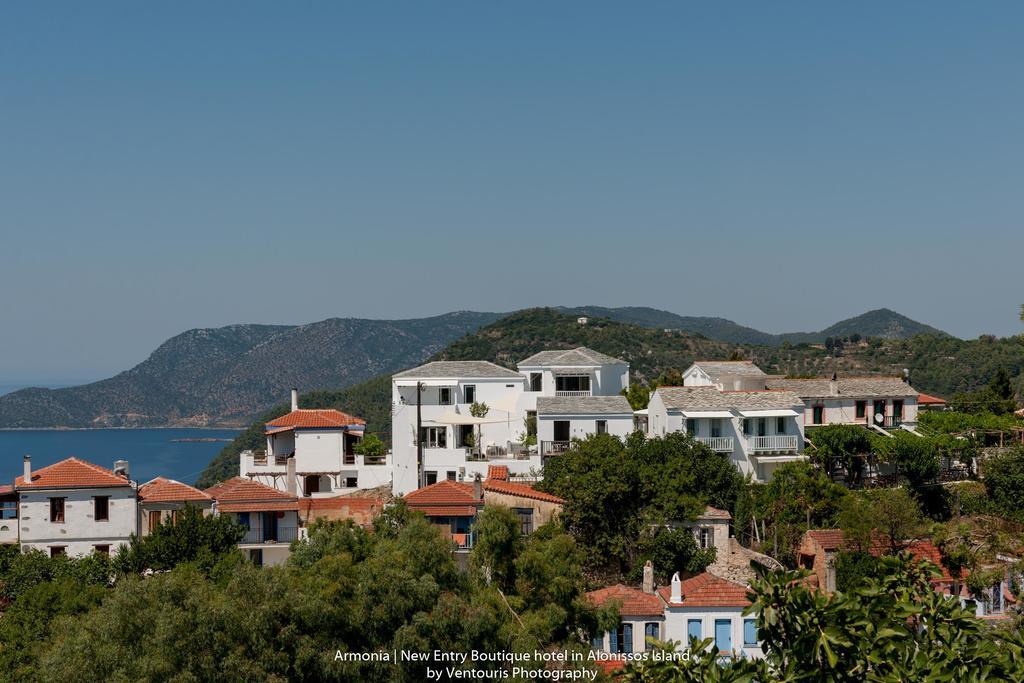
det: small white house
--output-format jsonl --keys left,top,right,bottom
{"left": 683, "top": 361, "right": 769, "bottom": 392}
{"left": 536, "top": 395, "right": 635, "bottom": 457}
{"left": 659, "top": 572, "right": 762, "bottom": 659}
{"left": 205, "top": 477, "right": 299, "bottom": 567}
{"left": 765, "top": 375, "right": 920, "bottom": 432}
{"left": 14, "top": 456, "right": 137, "bottom": 557}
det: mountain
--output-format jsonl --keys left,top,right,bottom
{"left": 197, "top": 307, "right": 1021, "bottom": 486}
{"left": 0, "top": 312, "right": 501, "bottom": 428}
{"left": 558, "top": 306, "right": 950, "bottom": 345}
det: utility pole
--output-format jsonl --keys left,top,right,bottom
{"left": 416, "top": 381, "right": 423, "bottom": 489}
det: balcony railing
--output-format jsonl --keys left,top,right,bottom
{"left": 555, "top": 390, "right": 592, "bottom": 397}
{"left": 241, "top": 527, "right": 298, "bottom": 545}
{"left": 541, "top": 440, "right": 572, "bottom": 455}
{"left": 748, "top": 435, "right": 799, "bottom": 452}
{"left": 882, "top": 416, "right": 903, "bottom": 429}
{"left": 697, "top": 436, "right": 734, "bottom": 453}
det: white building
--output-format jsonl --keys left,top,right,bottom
{"left": 391, "top": 348, "right": 634, "bottom": 496}
{"left": 764, "top": 375, "right": 920, "bottom": 433}
{"left": 659, "top": 571, "right": 762, "bottom": 659}
{"left": 205, "top": 477, "right": 299, "bottom": 567}
{"left": 137, "top": 477, "right": 214, "bottom": 536}
{"left": 241, "top": 390, "right": 390, "bottom": 497}
{"left": 647, "top": 385, "right": 806, "bottom": 482}
{"left": 14, "top": 456, "right": 137, "bottom": 557}
{"left": 682, "top": 361, "right": 769, "bottom": 392}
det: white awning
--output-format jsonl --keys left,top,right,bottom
{"left": 739, "top": 409, "right": 800, "bottom": 418}
{"left": 681, "top": 410, "right": 734, "bottom": 419}
{"left": 394, "top": 379, "right": 457, "bottom": 387}
{"left": 752, "top": 455, "right": 808, "bottom": 463}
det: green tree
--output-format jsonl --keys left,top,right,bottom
{"left": 470, "top": 505, "right": 524, "bottom": 592}
{"left": 873, "top": 431, "right": 940, "bottom": 489}
{"left": 983, "top": 447, "right": 1024, "bottom": 522}
{"left": 353, "top": 433, "right": 386, "bottom": 458}
{"left": 837, "top": 488, "right": 925, "bottom": 554}
{"left": 113, "top": 504, "right": 245, "bottom": 574}
{"left": 621, "top": 382, "right": 651, "bottom": 410}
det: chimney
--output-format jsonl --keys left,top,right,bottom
{"left": 642, "top": 560, "right": 655, "bottom": 594}
{"left": 286, "top": 457, "right": 297, "bottom": 496}
{"left": 113, "top": 459, "right": 129, "bottom": 479}
{"left": 473, "top": 472, "right": 483, "bottom": 500}
{"left": 670, "top": 572, "right": 681, "bottom": 603}
{"left": 829, "top": 372, "right": 838, "bottom": 396}
{"left": 291, "top": 388, "right": 299, "bottom": 411}
{"left": 23, "top": 454, "right": 31, "bottom": 483}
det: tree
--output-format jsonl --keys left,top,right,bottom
{"left": 990, "top": 368, "right": 1015, "bottom": 401}
{"left": 353, "top": 433, "right": 386, "bottom": 458}
{"left": 837, "top": 488, "right": 925, "bottom": 554}
{"left": 621, "top": 382, "right": 651, "bottom": 411}
{"left": 470, "top": 505, "right": 523, "bottom": 592}
{"left": 113, "top": 504, "right": 245, "bottom": 574}
{"left": 808, "top": 424, "right": 873, "bottom": 482}
{"left": 469, "top": 401, "right": 490, "bottom": 418}
{"left": 983, "top": 447, "right": 1024, "bottom": 522}
{"left": 874, "top": 431, "right": 940, "bottom": 489}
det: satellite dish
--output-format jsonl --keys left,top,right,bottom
{"left": 874, "top": 413, "right": 884, "bottom": 424}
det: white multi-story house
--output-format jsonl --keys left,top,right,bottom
{"left": 205, "top": 477, "right": 299, "bottom": 567}
{"left": 391, "top": 348, "right": 635, "bottom": 495}
{"left": 764, "top": 375, "right": 920, "bottom": 433}
{"left": 241, "top": 390, "right": 390, "bottom": 497}
{"left": 647, "top": 385, "right": 806, "bottom": 482}
{"left": 14, "top": 456, "right": 137, "bottom": 557}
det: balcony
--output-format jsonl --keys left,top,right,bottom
{"left": 541, "top": 440, "right": 572, "bottom": 455}
{"left": 241, "top": 527, "right": 298, "bottom": 545}
{"left": 555, "top": 390, "right": 592, "bottom": 397}
{"left": 697, "top": 436, "right": 734, "bottom": 453}
{"left": 747, "top": 435, "right": 799, "bottom": 452}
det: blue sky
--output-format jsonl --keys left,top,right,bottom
{"left": 1, "top": 3, "right": 1022, "bottom": 382}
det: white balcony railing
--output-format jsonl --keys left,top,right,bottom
{"left": 697, "top": 436, "right": 734, "bottom": 453}
{"left": 748, "top": 435, "right": 799, "bottom": 452}
{"left": 555, "top": 390, "right": 592, "bottom": 397}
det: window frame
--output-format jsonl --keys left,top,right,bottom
{"left": 596, "top": 419, "right": 608, "bottom": 435}
{"left": 644, "top": 622, "right": 660, "bottom": 649}
{"left": 93, "top": 495, "right": 110, "bottom": 522}
{"left": 855, "top": 400, "right": 867, "bottom": 419}
{"left": 464, "top": 385, "right": 476, "bottom": 404}
{"left": 687, "top": 619, "right": 702, "bottom": 642}
{"left": 529, "top": 373, "right": 542, "bottom": 392}
{"left": 49, "top": 497, "right": 66, "bottom": 523}
{"left": 439, "top": 387, "right": 452, "bottom": 405}
{"left": 743, "top": 618, "right": 757, "bottom": 646}
{"left": 812, "top": 405, "right": 825, "bottom": 425}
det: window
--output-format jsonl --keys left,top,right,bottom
{"left": 855, "top": 400, "right": 867, "bottom": 419}
{"left": 149, "top": 510, "right": 162, "bottom": 532}
{"left": 812, "top": 405, "right": 825, "bottom": 425}
{"left": 464, "top": 385, "right": 476, "bottom": 404}
{"left": 687, "top": 619, "right": 702, "bottom": 642}
{"left": 714, "top": 619, "right": 732, "bottom": 652}
{"left": 49, "top": 497, "right": 65, "bottom": 523}
{"left": 514, "top": 508, "right": 534, "bottom": 535}
{"left": 686, "top": 418, "right": 698, "bottom": 436}
{"left": 553, "top": 420, "right": 571, "bottom": 442}
{"left": 304, "top": 475, "right": 321, "bottom": 495}
{"left": 439, "top": 387, "right": 452, "bottom": 405}
{"left": 893, "top": 400, "right": 904, "bottom": 420}
{"left": 591, "top": 633, "right": 604, "bottom": 651}
{"left": 529, "top": 373, "right": 542, "bottom": 392}
{"left": 696, "top": 527, "right": 713, "bottom": 549}
{"left": 421, "top": 426, "right": 447, "bottom": 448}
{"left": 425, "top": 471, "right": 438, "bottom": 485}
{"left": 611, "top": 623, "right": 633, "bottom": 654}
{"left": 757, "top": 418, "right": 767, "bottom": 437}
{"left": 776, "top": 416, "right": 786, "bottom": 434}
{"left": 262, "top": 511, "right": 278, "bottom": 542}
{"left": 344, "top": 476, "right": 358, "bottom": 488}
{"left": 711, "top": 419, "right": 722, "bottom": 438}
{"left": 596, "top": 420, "right": 608, "bottom": 435}
{"left": 644, "top": 622, "right": 660, "bottom": 649}
{"left": 743, "top": 619, "right": 757, "bottom": 646}
{"left": 742, "top": 419, "right": 751, "bottom": 436}
{"left": 555, "top": 375, "right": 590, "bottom": 393}
{"left": 446, "top": 471, "right": 457, "bottom": 481}
{"left": 49, "top": 546, "right": 66, "bottom": 558}
{"left": 94, "top": 544, "right": 110, "bottom": 556}
{"left": 94, "top": 495, "right": 109, "bottom": 521}
{"left": 237, "top": 512, "right": 251, "bottom": 529}
{"left": 0, "top": 500, "right": 16, "bottom": 520}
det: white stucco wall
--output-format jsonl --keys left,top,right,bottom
{"left": 18, "top": 486, "right": 137, "bottom": 557}
{"left": 536, "top": 414, "right": 634, "bottom": 442}
{"left": 801, "top": 397, "right": 918, "bottom": 426}
{"left": 664, "top": 607, "right": 763, "bottom": 659}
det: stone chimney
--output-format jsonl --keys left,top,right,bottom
{"left": 286, "top": 457, "right": 297, "bottom": 496}
{"left": 670, "top": 572, "right": 681, "bottom": 603}
{"left": 113, "top": 459, "right": 130, "bottom": 479}
{"left": 829, "top": 372, "right": 839, "bottom": 396}
{"left": 291, "top": 388, "right": 299, "bottom": 411}
{"left": 642, "top": 560, "right": 655, "bottom": 594}
{"left": 23, "top": 454, "right": 31, "bottom": 483}
{"left": 473, "top": 472, "right": 483, "bottom": 500}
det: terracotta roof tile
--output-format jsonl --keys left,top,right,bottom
{"left": 266, "top": 409, "right": 365, "bottom": 430}
{"left": 917, "top": 392, "right": 946, "bottom": 405}
{"left": 218, "top": 500, "right": 299, "bottom": 513}
{"left": 205, "top": 477, "right": 298, "bottom": 507}
{"left": 138, "top": 477, "right": 212, "bottom": 503}
{"left": 658, "top": 572, "right": 751, "bottom": 608}
{"left": 806, "top": 529, "right": 846, "bottom": 551}
{"left": 804, "top": 529, "right": 955, "bottom": 584}
{"left": 487, "top": 465, "right": 510, "bottom": 481}
{"left": 15, "top": 457, "right": 131, "bottom": 490}
{"left": 404, "top": 480, "right": 479, "bottom": 506}
{"left": 699, "top": 505, "right": 732, "bottom": 520}
{"left": 484, "top": 479, "right": 565, "bottom": 504}
{"left": 587, "top": 584, "right": 664, "bottom": 617}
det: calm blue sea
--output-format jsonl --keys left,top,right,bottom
{"left": 0, "top": 429, "right": 240, "bottom": 487}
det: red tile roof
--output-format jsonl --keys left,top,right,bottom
{"left": 405, "top": 480, "right": 480, "bottom": 506}
{"left": 658, "top": 572, "right": 751, "bottom": 608}
{"left": 138, "top": 477, "right": 212, "bottom": 503}
{"left": 298, "top": 496, "right": 383, "bottom": 514}
{"left": 0, "top": 484, "right": 14, "bottom": 496}
{"left": 266, "top": 409, "right": 365, "bottom": 430}
{"left": 487, "top": 465, "right": 510, "bottom": 481}
{"left": 587, "top": 584, "right": 664, "bottom": 617}
{"left": 484, "top": 479, "right": 565, "bottom": 504}
{"left": 917, "top": 393, "right": 946, "bottom": 406}
{"left": 15, "top": 457, "right": 131, "bottom": 490}
{"left": 205, "top": 477, "right": 298, "bottom": 511}
{"left": 699, "top": 505, "right": 732, "bottom": 520}
{"left": 804, "top": 529, "right": 954, "bottom": 584}
{"left": 806, "top": 529, "right": 846, "bottom": 551}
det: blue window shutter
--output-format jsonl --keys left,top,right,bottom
{"left": 238, "top": 512, "right": 250, "bottom": 528}
{"left": 743, "top": 618, "right": 757, "bottom": 646}
{"left": 715, "top": 619, "right": 732, "bottom": 652}
{"left": 591, "top": 633, "right": 604, "bottom": 650}
{"left": 687, "top": 619, "right": 702, "bottom": 642}
{"left": 622, "top": 623, "right": 633, "bottom": 654}
{"left": 610, "top": 626, "right": 619, "bottom": 654}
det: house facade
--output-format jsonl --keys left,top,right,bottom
{"left": 647, "top": 385, "right": 806, "bottom": 482}
{"left": 137, "top": 477, "right": 214, "bottom": 536}
{"left": 14, "top": 456, "right": 137, "bottom": 557}
{"left": 765, "top": 376, "right": 920, "bottom": 432}
{"left": 241, "top": 390, "right": 390, "bottom": 497}
{"left": 205, "top": 477, "right": 300, "bottom": 567}
{"left": 535, "top": 395, "right": 634, "bottom": 458}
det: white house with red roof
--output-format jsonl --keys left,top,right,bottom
{"left": 205, "top": 476, "right": 300, "bottom": 566}
{"left": 137, "top": 477, "right": 213, "bottom": 536}
{"left": 241, "top": 389, "right": 391, "bottom": 497}
{"left": 14, "top": 455, "right": 137, "bottom": 558}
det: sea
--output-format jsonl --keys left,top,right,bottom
{"left": 0, "top": 428, "right": 241, "bottom": 487}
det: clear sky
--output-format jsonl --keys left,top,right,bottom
{"left": 2, "top": 2, "right": 1022, "bottom": 383}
